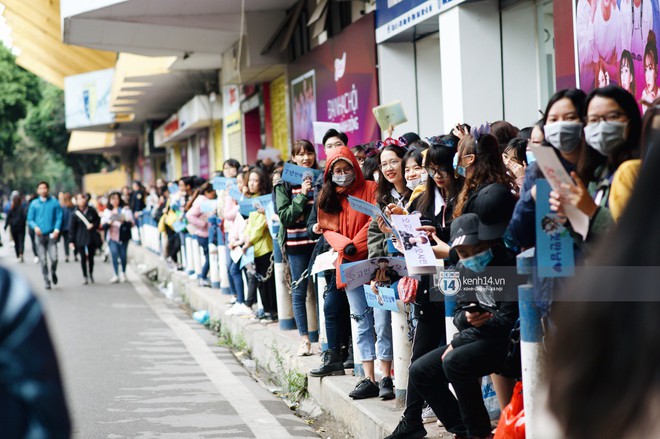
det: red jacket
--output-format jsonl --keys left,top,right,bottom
{"left": 318, "top": 147, "right": 377, "bottom": 288}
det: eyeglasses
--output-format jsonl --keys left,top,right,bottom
{"left": 379, "top": 160, "right": 401, "bottom": 170}
{"left": 332, "top": 167, "right": 354, "bottom": 176}
{"left": 586, "top": 111, "right": 627, "bottom": 124}
{"left": 325, "top": 141, "right": 345, "bottom": 150}
{"left": 425, "top": 167, "right": 450, "bottom": 179}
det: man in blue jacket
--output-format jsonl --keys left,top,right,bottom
{"left": 27, "top": 182, "right": 63, "bottom": 290}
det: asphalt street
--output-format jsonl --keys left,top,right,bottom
{"left": 0, "top": 235, "right": 318, "bottom": 439}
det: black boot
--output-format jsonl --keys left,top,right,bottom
{"left": 309, "top": 350, "right": 346, "bottom": 377}
{"left": 343, "top": 342, "right": 354, "bottom": 369}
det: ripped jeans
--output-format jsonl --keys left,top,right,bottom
{"left": 345, "top": 286, "right": 393, "bottom": 362}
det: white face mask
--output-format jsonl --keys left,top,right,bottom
{"left": 332, "top": 174, "right": 355, "bottom": 187}
{"left": 405, "top": 171, "right": 428, "bottom": 191}
{"left": 373, "top": 173, "right": 379, "bottom": 183}
{"left": 584, "top": 121, "right": 627, "bottom": 156}
{"left": 543, "top": 121, "right": 584, "bottom": 153}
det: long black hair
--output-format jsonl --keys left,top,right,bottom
{"left": 416, "top": 142, "right": 458, "bottom": 216}
{"left": 541, "top": 88, "right": 587, "bottom": 127}
{"left": 376, "top": 145, "right": 411, "bottom": 206}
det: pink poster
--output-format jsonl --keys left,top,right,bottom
{"left": 289, "top": 14, "right": 380, "bottom": 159}
{"left": 576, "top": 0, "right": 660, "bottom": 112}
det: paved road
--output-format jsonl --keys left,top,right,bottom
{"left": 1, "top": 238, "right": 317, "bottom": 439}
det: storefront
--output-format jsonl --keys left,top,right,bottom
{"left": 375, "top": 0, "right": 556, "bottom": 134}
{"left": 155, "top": 95, "right": 222, "bottom": 180}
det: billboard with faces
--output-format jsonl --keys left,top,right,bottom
{"left": 576, "top": 0, "right": 660, "bottom": 113}
{"left": 289, "top": 13, "right": 380, "bottom": 159}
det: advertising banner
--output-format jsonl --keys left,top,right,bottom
{"left": 375, "top": 0, "right": 440, "bottom": 43}
{"left": 289, "top": 14, "right": 380, "bottom": 159}
{"left": 64, "top": 68, "right": 115, "bottom": 129}
{"left": 576, "top": 0, "right": 660, "bottom": 112}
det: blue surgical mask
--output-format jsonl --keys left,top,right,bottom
{"left": 455, "top": 165, "right": 467, "bottom": 178}
{"left": 526, "top": 150, "right": 536, "bottom": 165}
{"left": 460, "top": 248, "right": 494, "bottom": 273}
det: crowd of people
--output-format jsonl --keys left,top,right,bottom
{"left": 1, "top": 83, "right": 653, "bottom": 438}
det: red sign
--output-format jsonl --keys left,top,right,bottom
{"left": 164, "top": 115, "right": 179, "bottom": 138}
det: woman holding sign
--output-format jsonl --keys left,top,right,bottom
{"left": 275, "top": 140, "right": 319, "bottom": 356}
{"left": 242, "top": 168, "right": 278, "bottom": 323}
{"left": 185, "top": 182, "right": 217, "bottom": 287}
{"left": 309, "top": 147, "right": 383, "bottom": 399}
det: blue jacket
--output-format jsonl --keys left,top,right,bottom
{"left": 27, "top": 197, "right": 63, "bottom": 235}
{"left": 508, "top": 153, "right": 576, "bottom": 249}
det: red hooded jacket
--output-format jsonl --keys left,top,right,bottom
{"left": 317, "top": 147, "right": 377, "bottom": 288}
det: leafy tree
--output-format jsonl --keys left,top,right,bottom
{"left": 0, "top": 45, "right": 41, "bottom": 170}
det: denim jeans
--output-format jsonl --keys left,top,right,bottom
{"left": 197, "top": 236, "right": 210, "bottom": 280}
{"left": 346, "top": 287, "right": 393, "bottom": 362}
{"left": 108, "top": 239, "right": 129, "bottom": 275}
{"left": 287, "top": 249, "right": 314, "bottom": 336}
{"left": 36, "top": 235, "right": 58, "bottom": 284}
{"left": 323, "top": 272, "right": 350, "bottom": 352}
{"left": 227, "top": 246, "right": 245, "bottom": 302}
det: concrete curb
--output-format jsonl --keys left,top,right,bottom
{"left": 130, "top": 245, "right": 450, "bottom": 439}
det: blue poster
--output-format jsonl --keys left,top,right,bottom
{"left": 535, "top": 179, "right": 575, "bottom": 278}
{"left": 212, "top": 177, "right": 237, "bottom": 191}
{"left": 280, "top": 163, "right": 324, "bottom": 186}
{"left": 363, "top": 285, "right": 399, "bottom": 312}
{"left": 239, "top": 195, "right": 272, "bottom": 217}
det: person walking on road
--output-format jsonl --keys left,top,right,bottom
{"left": 70, "top": 193, "right": 101, "bottom": 285}
{"left": 4, "top": 191, "right": 27, "bottom": 262}
{"left": 101, "top": 191, "right": 134, "bottom": 283}
{"left": 27, "top": 181, "right": 63, "bottom": 290}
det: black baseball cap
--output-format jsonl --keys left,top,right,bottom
{"left": 472, "top": 183, "right": 517, "bottom": 240}
{"left": 450, "top": 213, "right": 480, "bottom": 247}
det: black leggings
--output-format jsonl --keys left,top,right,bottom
{"left": 10, "top": 226, "right": 25, "bottom": 258}
{"left": 254, "top": 253, "right": 277, "bottom": 315}
{"left": 76, "top": 245, "right": 96, "bottom": 278}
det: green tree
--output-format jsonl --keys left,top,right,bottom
{"left": 0, "top": 45, "right": 41, "bottom": 171}
{"left": 23, "top": 83, "right": 108, "bottom": 190}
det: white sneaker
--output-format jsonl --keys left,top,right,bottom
{"left": 119, "top": 273, "right": 126, "bottom": 283}
{"left": 33, "top": 256, "right": 40, "bottom": 264}
{"left": 110, "top": 275, "right": 119, "bottom": 284}
{"left": 225, "top": 303, "right": 242, "bottom": 315}
{"left": 229, "top": 296, "right": 237, "bottom": 305}
{"left": 422, "top": 406, "right": 438, "bottom": 424}
{"left": 233, "top": 304, "right": 254, "bottom": 316}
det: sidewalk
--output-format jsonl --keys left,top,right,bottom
{"left": 129, "top": 245, "right": 451, "bottom": 439}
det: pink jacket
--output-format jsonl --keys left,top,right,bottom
{"left": 185, "top": 195, "right": 211, "bottom": 238}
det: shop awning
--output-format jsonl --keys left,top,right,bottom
{"left": 1, "top": 0, "right": 116, "bottom": 88}
{"left": 67, "top": 131, "right": 116, "bottom": 154}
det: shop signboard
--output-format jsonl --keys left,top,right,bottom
{"left": 289, "top": 14, "right": 380, "bottom": 159}
{"left": 575, "top": 0, "right": 660, "bottom": 113}
{"left": 375, "top": 0, "right": 440, "bottom": 43}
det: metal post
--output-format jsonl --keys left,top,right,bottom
{"left": 306, "top": 280, "right": 319, "bottom": 343}
{"left": 217, "top": 227, "right": 231, "bottom": 294}
{"left": 192, "top": 236, "right": 202, "bottom": 279}
{"left": 517, "top": 248, "right": 541, "bottom": 439}
{"left": 208, "top": 218, "right": 220, "bottom": 288}
{"left": 316, "top": 274, "right": 328, "bottom": 351}
{"left": 185, "top": 234, "right": 195, "bottom": 276}
{"left": 391, "top": 301, "right": 411, "bottom": 406}
{"left": 273, "top": 241, "right": 295, "bottom": 330}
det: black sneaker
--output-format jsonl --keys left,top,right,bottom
{"left": 384, "top": 418, "right": 427, "bottom": 439}
{"left": 379, "top": 376, "right": 395, "bottom": 400}
{"left": 89, "top": 274, "right": 95, "bottom": 284}
{"left": 45, "top": 283, "right": 52, "bottom": 290}
{"left": 349, "top": 378, "right": 379, "bottom": 399}
{"left": 52, "top": 272, "right": 58, "bottom": 285}
{"left": 82, "top": 277, "right": 89, "bottom": 285}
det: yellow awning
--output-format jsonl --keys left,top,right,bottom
{"left": 67, "top": 131, "right": 115, "bottom": 154}
{"left": 2, "top": 0, "right": 116, "bottom": 88}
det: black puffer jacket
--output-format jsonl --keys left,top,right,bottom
{"left": 70, "top": 206, "right": 101, "bottom": 247}
{"left": 451, "top": 243, "right": 521, "bottom": 348}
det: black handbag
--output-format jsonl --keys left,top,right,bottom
{"left": 119, "top": 222, "right": 133, "bottom": 242}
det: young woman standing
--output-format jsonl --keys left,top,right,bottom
{"left": 69, "top": 194, "right": 101, "bottom": 284}
{"left": 101, "top": 192, "right": 134, "bottom": 283}
{"left": 274, "top": 140, "right": 319, "bottom": 356}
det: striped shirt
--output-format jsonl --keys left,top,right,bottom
{"left": 285, "top": 187, "right": 317, "bottom": 252}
